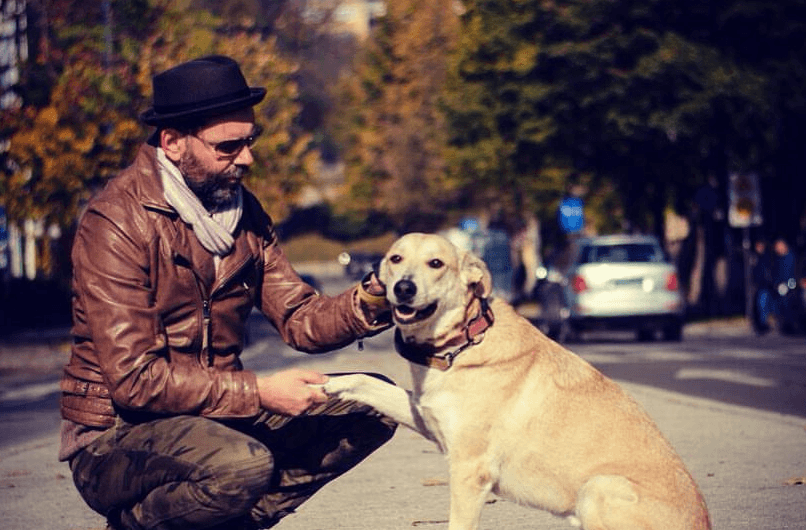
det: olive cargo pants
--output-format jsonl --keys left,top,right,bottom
{"left": 69, "top": 391, "right": 397, "bottom": 529}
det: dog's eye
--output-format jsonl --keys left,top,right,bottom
{"left": 389, "top": 254, "right": 403, "bottom": 264}
{"left": 428, "top": 259, "right": 444, "bottom": 269}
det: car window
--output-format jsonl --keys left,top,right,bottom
{"left": 578, "top": 243, "right": 663, "bottom": 264}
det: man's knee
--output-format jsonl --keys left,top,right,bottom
{"left": 205, "top": 437, "right": 275, "bottom": 511}
{"left": 74, "top": 416, "right": 277, "bottom": 529}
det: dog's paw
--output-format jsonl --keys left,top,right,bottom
{"left": 320, "top": 374, "right": 367, "bottom": 398}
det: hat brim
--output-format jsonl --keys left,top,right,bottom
{"left": 140, "top": 87, "right": 267, "bottom": 126}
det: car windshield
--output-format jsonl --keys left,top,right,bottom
{"left": 578, "top": 243, "right": 664, "bottom": 264}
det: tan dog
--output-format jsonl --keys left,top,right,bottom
{"left": 324, "top": 233, "right": 710, "bottom": 530}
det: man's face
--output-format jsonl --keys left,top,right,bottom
{"left": 180, "top": 108, "right": 257, "bottom": 210}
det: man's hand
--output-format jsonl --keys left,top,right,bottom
{"left": 357, "top": 271, "right": 392, "bottom": 328}
{"left": 256, "top": 369, "right": 329, "bottom": 416}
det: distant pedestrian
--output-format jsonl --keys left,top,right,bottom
{"left": 751, "top": 239, "right": 774, "bottom": 334}
{"left": 772, "top": 238, "right": 796, "bottom": 288}
{"left": 771, "top": 237, "right": 798, "bottom": 333}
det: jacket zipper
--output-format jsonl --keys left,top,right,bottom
{"left": 202, "top": 298, "right": 212, "bottom": 366}
{"left": 176, "top": 253, "right": 212, "bottom": 368}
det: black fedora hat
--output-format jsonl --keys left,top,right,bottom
{"left": 140, "top": 55, "right": 266, "bottom": 127}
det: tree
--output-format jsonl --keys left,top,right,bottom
{"left": 703, "top": 0, "right": 806, "bottom": 241}
{"left": 2, "top": 0, "right": 318, "bottom": 282}
{"left": 3, "top": 0, "right": 149, "bottom": 229}
{"left": 330, "top": 0, "right": 462, "bottom": 232}
{"left": 4, "top": 0, "right": 313, "bottom": 231}
{"left": 443, "top": 0, "right": 772, "bottom": 239}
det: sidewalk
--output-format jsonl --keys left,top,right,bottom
{"left": 1, "top": 322, "right": 805, "bottom": 529}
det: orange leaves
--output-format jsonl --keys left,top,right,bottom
{"left": 6, "top": 2, "right": 312, "bottom": 227}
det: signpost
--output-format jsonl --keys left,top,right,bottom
{"left": 728, "top": 173, "right": 763, "bottom": 323}
{"left": 728, "top": 173, "right": 762, "bottom": 229}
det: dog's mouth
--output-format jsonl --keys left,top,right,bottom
{"left": 393, "top": 302, "right": 438, "bottom": 325}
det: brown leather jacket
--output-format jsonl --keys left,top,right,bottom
{"left": 61, "top": 144, "right": 386, "bottom": 428}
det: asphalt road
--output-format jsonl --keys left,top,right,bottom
{"left": 566, "top": 330, "right": 806, "bottom": 419}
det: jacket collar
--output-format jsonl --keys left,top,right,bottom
{"left": 132, "top": 144, "right": 175, "bottom": 214}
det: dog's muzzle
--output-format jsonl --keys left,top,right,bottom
{"left": 392, "top": 279, "right": 438, "bottom": 324}
{"left": 393, "top": 279, "right": 417, "bottom": 302}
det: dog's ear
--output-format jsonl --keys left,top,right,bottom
{"left": 460, "top": 251, "right": 493, "bottom": 298}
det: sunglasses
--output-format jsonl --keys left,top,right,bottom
{"left": 192, "top": 125, "right": 263, "bottom": 158}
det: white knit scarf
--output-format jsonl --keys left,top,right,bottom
{"left": 157, "top": 148, "right": 242, "bottom": 258}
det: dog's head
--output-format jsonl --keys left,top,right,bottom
{"left": 378, "top": 233, "right": 492, "bottom": 343}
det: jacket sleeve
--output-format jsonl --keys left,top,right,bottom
{"left": 256, "top": 239, "right": 389, "bottom": 353}
{"left": 72, "top": 201, "right": 259, "bottom": 419}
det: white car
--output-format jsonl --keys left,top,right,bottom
{"left": 538, "top": 235, "right": 685, "bottom": 342}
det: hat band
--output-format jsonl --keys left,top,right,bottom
{"left": 153, "top": 87, "right": 253, "bottom": 115}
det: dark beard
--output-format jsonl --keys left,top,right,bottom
{"left": 178, "top": 151, "right": 245, "bottom": 211}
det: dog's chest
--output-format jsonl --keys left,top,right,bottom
{"left": 411, "top": 367, "right": 465, "bottom": 452}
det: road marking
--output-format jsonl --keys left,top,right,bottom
{"left": 675, "top": 368, "right": 777, "bottom": 388}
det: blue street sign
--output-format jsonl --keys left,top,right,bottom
{"left": 559, "top": 197, "right": 584, "bottom": 233}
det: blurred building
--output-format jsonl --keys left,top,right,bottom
{"left": 1, "top": 0, "right": 29, "bottom": 279}
{"left": 1, "top": 0, "right": 26, "bottom": 110}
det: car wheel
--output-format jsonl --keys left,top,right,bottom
{"left": 551, "top": 320, "right": 570, "bottom": 343}
{"left": 662, "top": 322, "right": 683, "bottom": 342}
{"left": 636, "top": 328, "right": 655, "bottom": 342}
{"left": 541, "top": 290, "right": 568, "bottom": 342}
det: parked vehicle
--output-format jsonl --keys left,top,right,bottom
{"left": 534, "top": 234, "right": 685, "bottom": 342}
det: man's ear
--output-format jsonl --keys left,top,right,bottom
{"left": 160, "top": 128, "right": 187, "bottom": 163}
{"left": 460, "top": 251, "right": 493, "bottom": 298}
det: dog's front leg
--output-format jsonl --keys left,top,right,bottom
{"left": 446, "top": 459, "right": 493, "bottom": 530}
{"left": 321, "top": 374, "right": 434, "bottom": 440}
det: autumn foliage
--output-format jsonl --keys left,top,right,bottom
{"left": 3, "top": 0, "right": 313, "bottom": 230}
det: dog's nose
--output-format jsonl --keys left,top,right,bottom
{"left": 393, "top": 279, "right": 417, "bottom": 302}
